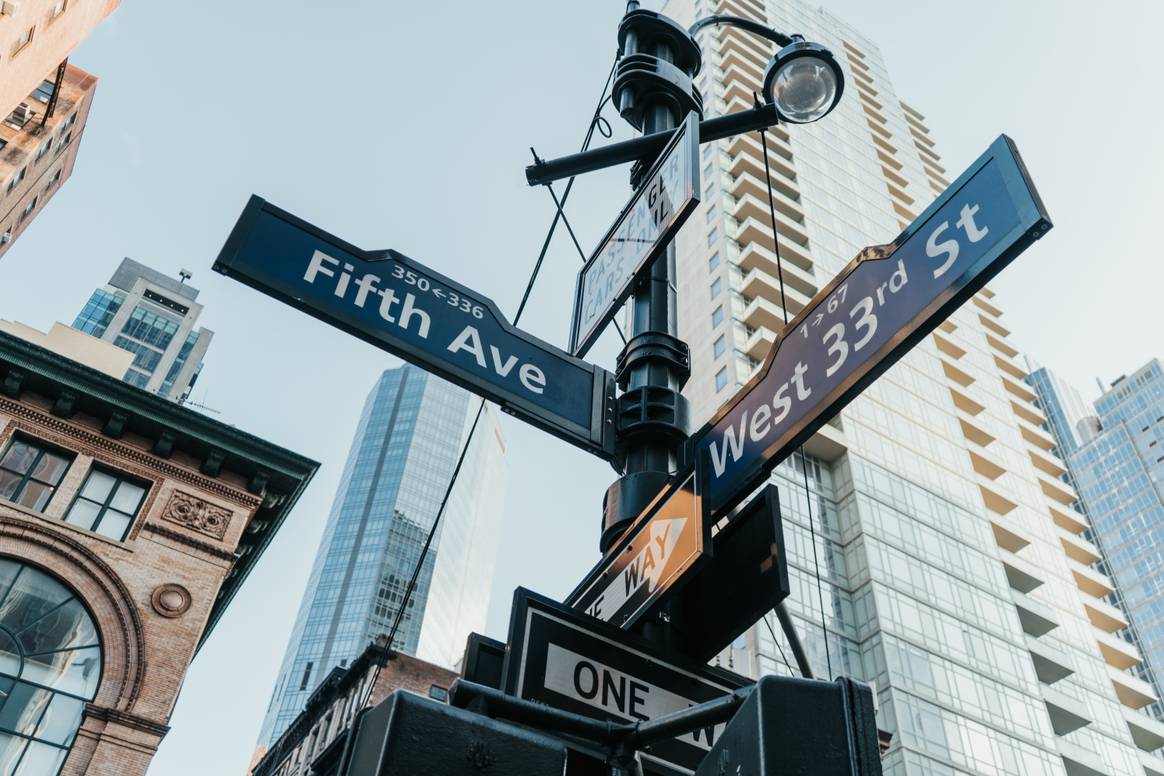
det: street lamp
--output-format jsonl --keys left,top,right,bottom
{"left": 688, "top": 14, "right": 844, "bottom": 124}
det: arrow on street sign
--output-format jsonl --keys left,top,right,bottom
{"left": 567, "top": 470, "right": 706, "bottom": 628}
{"left": 213, "top": 196, "right": 616, "bottom": 460}
{"left": 569, "top": 111, "right": 701, "bottom": 357}
{"left": 503, "top": 589, "right": 749, "bottom": 776}
{"left": 689, "top": 134, "right": 1052, "bottom": 517}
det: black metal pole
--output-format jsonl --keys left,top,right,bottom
{"left": 776, "top": 600, "right": 814, "bottom": 679}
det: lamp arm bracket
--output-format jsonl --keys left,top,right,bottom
{"left": 687, "top": 14, "right": 797, "bottom": 48}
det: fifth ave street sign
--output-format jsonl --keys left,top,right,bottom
{"left": 692, "top": 134, "right": 1052, "bottom": 517}
{"left": 213, "top": 196, "right": 616, "bottom": 460}
{"left": 569, "top": 111, "right": 700, "bottom": 357}
{"left": 568, "top": 471, "right": 705, "bottom": 628}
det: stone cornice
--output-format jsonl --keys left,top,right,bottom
{"left": 141, "top": 523, "right": 236, "bottom": 562}
{"left": 84, "top": 704, "right": 171, "bottom": 738}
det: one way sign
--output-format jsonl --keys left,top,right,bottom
{"left": 568, "top": 471, "right": 706, "bottom": 627}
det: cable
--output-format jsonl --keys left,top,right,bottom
{"left": 762, "top": 612, "right": 795, "bottom": 677}
{"left": 540, "top": 180, "right": 627, "bottom": 344}
{"left": 758, "top": 126, "right": 833, "bottom": 679}
{"left": 363, "top": 47, "right": 623, "bottom": 709}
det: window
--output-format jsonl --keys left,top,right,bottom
{"left": 714, "top": 334, "right": 726, "bottom": 358}
{"left": 0, "top": 559, "right": 102, "bottom": 776}
{"left": 710, "top": 277, "right": 722, "bottom": 299}
{"left": 62, "top": 113, "right": 76, "bottom": 130}
{"left": 715, "top": 367, "right": 728, "bottom": 391}
{"left": 708, "top": 252, "right": 720, "bottom": 272}
{"left": 55, "top": 131, "right": 72, "bottom": 153}
{"left": 7, "top": 167, "right": 26, "bottom": 194}
{"left": 707, "top": 228, "right": 718, "bottom": 247}
{"left": 31, "top": 80, "right": 55, "bottom": 104}
{"left": 702, "top": 145, "right": 713, "bottom": 159}
{"left": 703, "top": 162, "right": 713, "bottom": 181}
{"left": 299, "top": 662, "right": 314, "bottom": 691}
{"left": 19, "top": 196, "right": 38, "bottom": 223}
{"left": 428, "top": 685, "right": 448, "bottom": 702}
{"left": 0, "top": 436, "right": 72, "bottom": 511}
{"left": 44, "top": 169, "right": 62, "bottom": 192}
{"left": 13, "top": 26, "right": 34, "bottom": 55}
{"left": 51, "top": 0, "right": 68, "bottom": 18}
{"left": 63, "top": 468, "right": 147, "bottom": 541}
{"left": 711, "top": 306, "right": 724, "bottom": 327}
{"left": 0, "top": 139, "right": 6, "bottom": 152}
{"left": 35, "top": 138, "right": 52, "bottom": 161}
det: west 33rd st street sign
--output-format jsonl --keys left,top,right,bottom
{"left": 692, "top": 134, "right": 1052, "bottom": 517}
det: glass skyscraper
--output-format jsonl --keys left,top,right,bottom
{"left": 255, "top": 364, "right": 507, "bottom": 748}
{"left": 1030, "top": 360, "right": 1164, "bottom": 733}
{"left": 665, "top": 0, "right": 1163, "bottom": 772}
{"left": 71, "top": 258, "right": 213, "bottom": 402}
{"left": 1027, "top": 363, "right": 1093, "bottom": 458}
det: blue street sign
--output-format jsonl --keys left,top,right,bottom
{"left": 691, "top": 135, "right": 1051, "bottom": 516}
{"left": 213, "top": 196, "right": 615, "bottom": 460}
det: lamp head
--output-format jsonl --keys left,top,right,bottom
{"left": 762, "top": 40, "right": 844, "bottom": 124}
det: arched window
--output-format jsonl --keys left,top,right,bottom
{"left": 0, "top": 558, "right": 102, "bottom": 775}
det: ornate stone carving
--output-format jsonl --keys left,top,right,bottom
{"left": 150, "top": 584, "right": 191, "bottom": 619}
{"left": 161, "top": 490, "right": 231, "bottom": 540}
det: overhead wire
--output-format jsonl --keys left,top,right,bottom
{"left": 362, "top": 49, "right": 624, "bottom": 709}
{"left": 758, "top": 123, "right": 833, "bottom": 680}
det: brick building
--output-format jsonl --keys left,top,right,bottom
{"left": 0, "top": 0, "right": 119, "bottom": 260}
{"left": 0, "top": 328, "right": 317, "bottom": 774}
{"left": 250, "top": 635, "right": 458, "bottom": 776}
{"left": 0, "top": 0, "right": 118, "bottom": 116}
{"left": 0, "top": 62, "right": 96, "bottom": 260}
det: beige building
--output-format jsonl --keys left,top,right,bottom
{"left": 0, "top": 0, "right": 118, "bottom": 115}
{"left": 666, "top": 0, "right": 1164, "bottom": 773}
{"left": 0, "top": 327, "right": 317, "bottom": 774}
{"left": 0, "top": 320, "right": 132, "bottom": 376}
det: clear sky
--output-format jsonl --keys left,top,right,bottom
{"left": 0, "top": 1, "right": 1159, "bottom": 773}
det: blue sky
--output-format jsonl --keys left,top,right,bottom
{"left": 0, "top": 1, "right": 1159, "bottom": 773}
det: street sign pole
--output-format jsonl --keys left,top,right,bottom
{"left": 601, "top": 8, "right": 705, "bottom": 587}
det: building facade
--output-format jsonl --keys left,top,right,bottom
{"left": 250, "top": 635, "right": 458, "bottom": 776}
{"left": 72, "top": 258, "right": 214, "bottom": 402}
{"left": 255, "top": 365, "right": 507, "bottom": 750}
{"left": 1051, "top": 361, "right": 1164, "bottom": 727}
{"left": 0, "top": 62, "right": 95, "bottom": 261}
{"left": 0, "top": 328, "right": 316, "bottom": 775}
{"left": 664, "top": 0, "right": 1164, "bottom": 773}
{"left": 1027, "top": 364, "right": 1093, "bottom": 459}
{"left": 0, "top": 0, "right": 118, "bottom": 118}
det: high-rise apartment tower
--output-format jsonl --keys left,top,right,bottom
{"left": 1030, "top": 361, "right": 1164, "bottom": 729}
{"left": 664, "top": 0, "right": 1163, "bottom": 773}
{"left": 72, "top": 258, "right": 213, "bottom": 402}
{"left": 255, "top": 365, "right": 507, "bottom": 750}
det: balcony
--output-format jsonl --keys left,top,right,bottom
{"left": 1097, "top": 630, "right": 1142, "bottom": 670}
{"left": 741, "top": 294, "right": 804, "bottom": 330}
{"left": 1070, "top": 559, "right": 1115, "bottom": 599}
{"left": 1027, "top": 635, "right": 1074, "bottom": 684}
{"left": 728, "top": 141, "right": 797, "bottom": 184}
{"left": 731, "top": 218, "right": 813, "bottom": 266}
{"left": 1049, "top": 503, "right": 1089, "bottom": 535}
{"left": 802, "top": 418, "right": 848, "bottom": 462}
{"left": 1141, "top": 751, "right": 1164, "bottom": 776}
{"left": 740, "top": 267, "right": 813, "bottom": 312}
{"left": 1057, "top": 738, "right": 1111, "bottom": 776}
{"left": 728, "top": 171, "right": 805, "bottom": 223}
{"left": 1083, "top": 596, "right": 1129, "bottom": 634}
{"left": 1000, "top": 549, "right": 1044, "bottom": 593}
{"left": 1110, "top": 666, "right": 1158, "bottom": 710}
{"left": 1029, "top": 446, "right": 1069, "bottom": 479}
{"left": 743, "top": 326, "right": 776, "bottom": 361}
{"left": 735, "top": 244, "right": 816, "bottom": 299}
{"left": 731, "top": 195, "right": 811, "bottom": 245}
{"left": 1042, "top": 684, "right": 1092, "bottom": 735}
{"left": 985, "top": 332, "right": 1020, "bottom": 359}
{"left": 1125, "top": 706, "right": 1164, "bottom": 752}
{"left": 991, "top": 513, "right": 1033, "bottom": 553}
{"left": 719, "top": 47, "right": 766, "bottom": 79}
{"left": 1059, "top": 528, "right": 1102, "bottom": 565}
{"left": 1038, "top": 470, "right": 1078, "bottom": 507}
{"left": 1014, "top": 591, "right": 1059, "bottom": 637}
{"left": 972, "top": 294, "right": 1005, "bottom": 319}
{"left": 979, "top": 482, "right": 1018, "bottom": 517}
{"left": 1019, "top": 420, "right": 1058, "bottom": 452}
{"left": 1001, "top": 372, "right": 1039, "bottom": 403}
